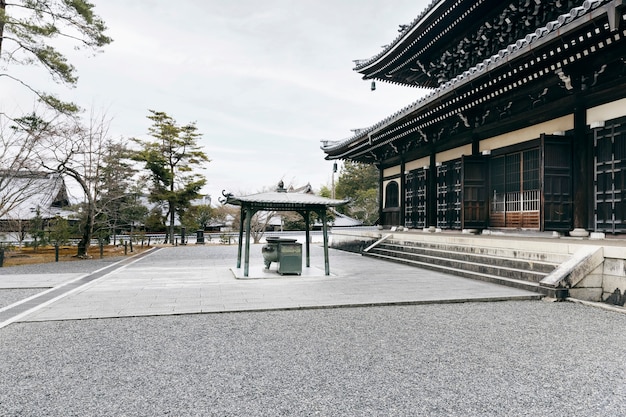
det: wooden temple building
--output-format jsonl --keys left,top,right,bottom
{"left": 322, "top": 0, "right": 626, "bottom": 236}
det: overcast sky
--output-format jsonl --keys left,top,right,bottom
{"left": 3, "top": 0, "right": 432, "bottom": 204}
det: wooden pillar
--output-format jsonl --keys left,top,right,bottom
{"left": 472, "top": 135, "right": 480, "bottom": 156}
{"left": 572, "top": 82, "right": 590, "bottom": 232}
{"left": 378, "top": 167, "right": 384, "bottom": 226}
{"left": 427, "top": 152, "right": 437, "bottom": 228}
{"left": 400, "top": 160, "right": 406, "bottom": 227}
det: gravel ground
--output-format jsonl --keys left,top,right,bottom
{"left": 0, "top": 257, "right": 125, "bottom": 309}
{"left": 0, "top": 256, "right": 127, "bottom": 275}
{"left": 1, "top": 300, "right": 625, "bottom": 416}
{"left": 0, "top": 289, "right": 44, "bottom": 309}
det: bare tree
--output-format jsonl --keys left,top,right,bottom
{"left": 230, "top": 209, "right": 275, "bottom": 244}
{"left": 38, "top": 110, "right": 114, "bottom": 257}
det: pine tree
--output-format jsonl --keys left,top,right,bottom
{"left": 0, "top": 0, "right": 112, "bottom": 112}
{"left": 132, "top": 110, "right": 210, "bottom": 244}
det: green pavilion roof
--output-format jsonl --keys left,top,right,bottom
{"left": 224, "top": 182, "right": 348, "bottom": 211}
{"left": 226, "top": 191, "right": 348, "bottom": 211}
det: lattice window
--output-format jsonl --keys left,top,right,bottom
{"left": 404, "top": 168, "right": 428, "bottom": 228}
{"left": 489, "top": 148, "right": 540, "bottom": 228}
{"left": 594, "top": 117, "right": 626, "bottom": 233}
{"left": 437, "top": 160, "right": 461, "bottom": 229}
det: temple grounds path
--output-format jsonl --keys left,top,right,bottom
{"left": 2, "top": 244, "right": 539, "bottom": 323}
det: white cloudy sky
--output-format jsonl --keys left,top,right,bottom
{"left": 3, "top": 0, "right": 432, "bottom": 204}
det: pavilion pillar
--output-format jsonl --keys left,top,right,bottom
{"left": 236, "top": 206, "right": 245, "bottom": 268}
{"left": 322, "top": 209, "right": 330, "bottom": 275}
{"left": 244, "top": 207, "right": 253, "bottom": 277}
{"left": 304, "top": 209, "right": 311, "bottom": 268}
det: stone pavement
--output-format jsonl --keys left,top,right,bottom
{"left": 0, "top": 243, "right": 539, "bottom": 325}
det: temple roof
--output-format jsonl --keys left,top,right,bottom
{"left": 354, "top": 0, "right": 594, "bottom": 88}
{"left": 323, "top": 0, "right": 612, "bottom": 160}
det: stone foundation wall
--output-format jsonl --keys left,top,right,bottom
{"left": 569, "top": 264, "right": 604, "bottom": 302}
{"left": 602, "top": 258, "right": 626, "bottom": 306}
{"left": 330, "top": 229, "right": 626, "bottom": 307}
{"left": 330, "top": 230, "right": 380, "bottom": 254}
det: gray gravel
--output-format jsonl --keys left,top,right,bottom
{"left": 1, "top": 300, "right": 625, "bottom": 416}
{"left": 0, "top": 289, "right": 44, "bottom": 309}
{"left": 0, "top": 257, "right": 122, "bottom": 309}
{"left": 0, "top": 256, "right": 127, "bottom": 275}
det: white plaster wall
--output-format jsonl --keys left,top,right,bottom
{"left": 383, "top": 165, "right": 401, "bottom": 177}
{"left": 405, "top": 157, "right": 430, "bottom": 172}
{"left": 479, "top": 115, "right": 574, "bottom": 152}
{"left": 436, "top": 145, "right": 472, "bottom": 163}
{"left": 587, "top": 98, "right": 626, "bottom": 125}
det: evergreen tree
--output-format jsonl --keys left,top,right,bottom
{"left": 0, "top": 0, "right": 112, "bottom": 112}
{"left": 334, "top": 161, "right": 379, "bottom": 224}
{"left": 132, "top": 110, "right": 209, "bottom": 244}
{"left": 48, "top": 215, "right": 71, "bottom": 246}
{"left": 28, "top": 207, "right": 46, "bottom": 250}
{"left": 181, "top": 204, "right": 214, "bottom": 232}
{"left": 98, "top": 141, "right": 145, "bottom": 240}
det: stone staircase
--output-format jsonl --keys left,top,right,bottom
{"left": 362, "top": 237, "right": 569, "bottom": 297}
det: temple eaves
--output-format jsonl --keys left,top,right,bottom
{"left": 322, "top": 0, "right": 612, "bottom": 159}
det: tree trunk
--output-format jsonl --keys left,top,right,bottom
{"left": 58, "top": 167, "right": 95, "bottom": 258}
{"left": 169, "top": 204, "right": 175, "bottom": 245}
{"left": 0, "top": 1, "right": 5, "bottom": 55}
{"left": 77, "top": 202, "right": 94, "bottom": 258}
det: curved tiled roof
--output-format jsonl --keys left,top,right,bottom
{"left": 322, "top": 0, "right": 609, "bottom": 155}
{"left": 225, "top": 183, "right": 348, "bottom": 209}
{"left": 352, "top": 0, "right": 445, "bottom": 71}
{"left": 227, "top": 191, "right": 348, "bottom": 208}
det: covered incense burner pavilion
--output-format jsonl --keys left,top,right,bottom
{"left": 223, "top": 181, "right": 348, "bottom": 277}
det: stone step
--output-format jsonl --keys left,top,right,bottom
{"left": 376, "top": 242, "right": 558, "bottom": 276}
{"left": 385, "top": 239, "right": 569, "bottom": 264}
{"left": 368, "top": 246, "right": 550, "bottom": 283}
{"left": 364, "top": 251, "right": 542, "bottom": 294}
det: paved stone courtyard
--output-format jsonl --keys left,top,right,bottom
{"left": 1, "top": 245, "right": 540, "bottom": 324}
